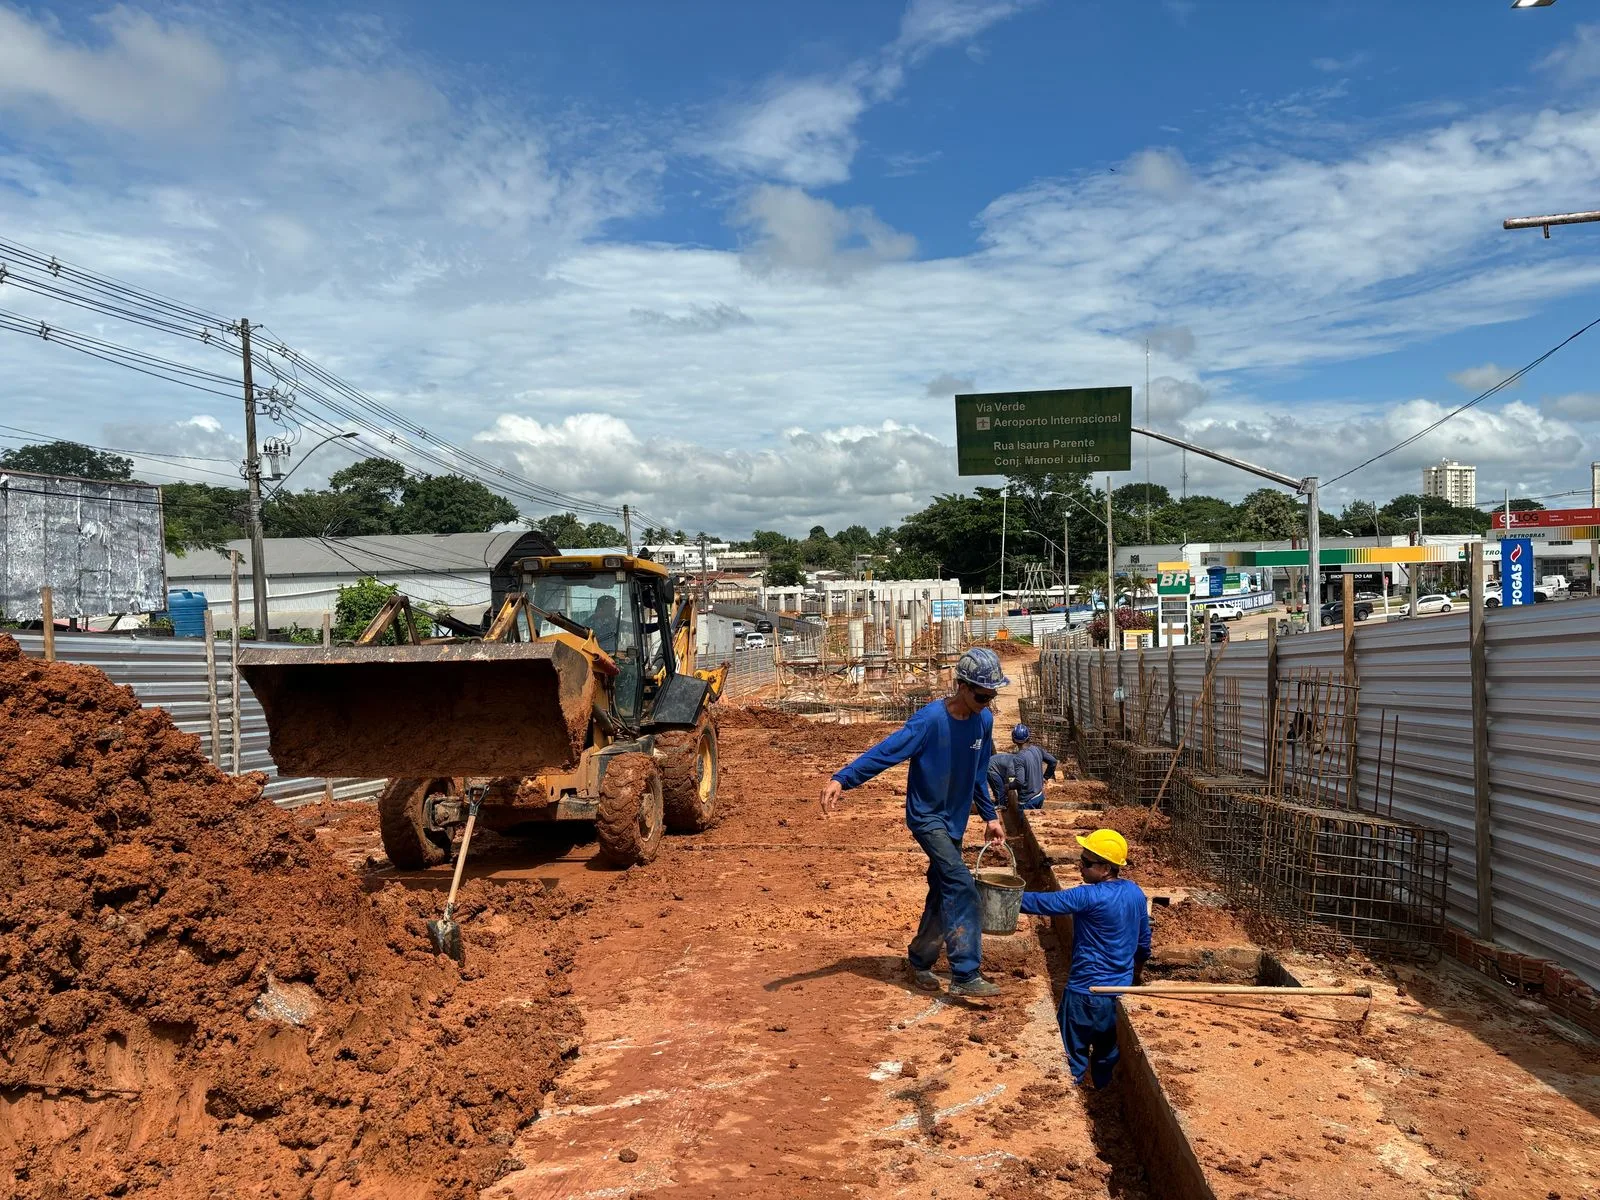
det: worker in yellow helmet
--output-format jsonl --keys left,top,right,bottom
{"left": 1018, "top": 828, "right": 1150, "bottom": 1088}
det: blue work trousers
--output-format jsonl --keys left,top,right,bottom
{"left": 1020, "top": 790, "right": 1045, "bottom": 810}
{"left": 906, "top": 826, "right": 982, "bottom": 983}
{"left": 1060, "top": 991, "right": 1121, "bottom": 1087}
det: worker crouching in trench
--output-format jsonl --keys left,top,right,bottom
{"left": 819, "top": 648, "right": 1010, "bottom": 999}
{"left": 1020, "top": 828, "right": 1151, "bottom": 1088}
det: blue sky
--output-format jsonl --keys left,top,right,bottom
{"left": 4, "top": 1, "right": 1600, "bottom": 535}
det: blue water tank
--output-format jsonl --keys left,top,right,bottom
{"left": 165, "top": 590, "right": 209, "bottom": 639}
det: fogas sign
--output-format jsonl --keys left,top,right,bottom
{"left": 1502, "top": 537, "right": 1534, "bottom": 606}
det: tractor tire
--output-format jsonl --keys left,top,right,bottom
{"left": 595, "top": 753, "right": 665, "bottom": 867}
{"left": 378, "top": 777, "right": 454, "bottom": 869}
{"left": 658, "top": 721, "right": 719, "bottom": 833}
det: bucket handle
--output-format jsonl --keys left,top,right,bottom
{"left": 975, "top": 841, "right": 1015, "bottom": 873}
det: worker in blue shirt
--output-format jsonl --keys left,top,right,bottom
{"left": 821, "top": 647, "right": 1009, "bottom": 999}
{"left": 986, "top": 723, "right": 1057, "bottom": 810}
{"left": 1019, "top": 828, "right": 1150, "bottom": 1087}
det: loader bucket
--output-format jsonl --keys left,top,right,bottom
{"left": 237, "top": 640, "right": 598, "bottom": 779}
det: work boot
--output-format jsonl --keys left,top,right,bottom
{"left": 948, "top": 975, "right": 1001, "bottom": 998}
{"left": 905, "top": 958, "right": 942, "bottom": 992}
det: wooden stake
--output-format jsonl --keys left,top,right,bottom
{"left": 40, "top": 586, "right": 55, "bottom": 662}
{"left": 203, "top": 608, "right": 221, "bottom": 765}
{"left": 321, "top": 610, "right": 332, "bottom": 648}
{"left": 1092, "top": 983, "right": 1372, "bottom": 998}
{"left": 230, "top": 551, "right": 242, "bottom": 775}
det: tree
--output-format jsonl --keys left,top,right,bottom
{"left": 0, "top": 441, "right": 132, "bottom": 481}
{"left": 163, "top": 482, "right": 248, "bottom": 554}
{"left": 1112, "top": 482, "right": 1172, "bottom": 513}
{"left": 333, "top": 576, "right": 401, "bottom": 644}
{"left": 764, "top": 559, "right": 805, "bottom": 587}
{"left": 1234, "top": 488, "right": 1302, "bottom": 540}
{"left": 1508, "top": 497, "right": 1546, "bottom": 512}
{"left": 396, "top": 474, "right": 518, "bottom": 534}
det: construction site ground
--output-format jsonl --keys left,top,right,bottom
{"left": 315, "top": 665, "right": 1600, "bottom": 1200}
{"left": 9, "top": 634, "right": 1596, "bottom": 1199}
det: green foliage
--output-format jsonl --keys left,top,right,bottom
{"left": 764, "top": 559, "right": 806, "bottom": 587}
{"left": 0, "top": 440, "right": 132, "bottom": 480}
{"left": 1234, "top": 488, "right": 1304, "bottom": 540}
{"left": 333, "top": 576, "right": 401, "bottom": 644}
{"left": 397, "top": 473, "right": 519, "bottom": 534}
{"left": 1508, "top": 497, "right": 1546, "bottom": 512}
{"left": 162, "top": 482, "right": 248, "bottom": 554}
{"left": 534, "top": 511, "right": 626, "bottom": 548}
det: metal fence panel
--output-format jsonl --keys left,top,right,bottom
{"left": 1351, "top": 614, "right": 1478, "bottom": 932}
{"left": 10, "top": 632, "right": 382, "bottom": 808}
{"left": 1275, "top": 626, "right": 1346, "bottom": 677}
{"left": 1215, "top": 639, "right": 1271, "bottom": 776}
{"left": 1485, "top": 603, "right": 1600, "bottom": 989}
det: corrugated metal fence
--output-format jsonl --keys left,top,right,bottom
{"left": 10, "top": 631, "right": 382, "bottom": 808}
{"left": 1041, "top": 608, "right": 1600, "bottom": 990}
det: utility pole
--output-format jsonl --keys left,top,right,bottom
{"left": 1132, "top": 424, "right": 1323, "bottom": 631}
{"left": 240, "top": 318, "right": 268, "bottom": 638}
{"left": 1305, "top": 476, "right": 1321, "bottom": 625}
{"left": 1411, "top": 504, "right": 1422, "bottom": 617}
{"left": 999, "top": 484, "right": 1009, "bottom": 613}
{"left": 622, "top": 504, "right": 633, "bottom": 555}
{"left": 1062, "top": 505, "right": 1070, "bottom": 611}
{"left": 1144, "top": 339, "right": 1152, "bottom": 544}
{"left": 698, "top": 532, "right": 709, "bottom": 611}
{"left": 1105, "top": 477, "right": 1116, "bottom": 652}
{"left": 1592, "top": 461, "right": 1599, "bottom": 600}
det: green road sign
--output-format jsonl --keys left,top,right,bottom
{"left": 954, "top": 387, "right": 1132, "bottom": 477}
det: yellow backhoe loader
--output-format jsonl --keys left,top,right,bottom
{"left": 239, "top": 552, "right": 726, "bottom": 868}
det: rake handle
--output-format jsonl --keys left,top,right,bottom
{"left": 1091, "top": 984, "right": 1372, "bottom": 997}
{"left": 441, "top": 792, "right": 484, "bottom": 918}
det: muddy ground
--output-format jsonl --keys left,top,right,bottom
{"left": 8, "top": 632, "right": 1598, "bottom": 1199}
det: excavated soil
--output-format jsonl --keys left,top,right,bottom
{"left": 0, "top": 635, "right": 580, "bottom": 1199}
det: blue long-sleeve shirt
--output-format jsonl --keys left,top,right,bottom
{"left": 1020, "top": 877, "right": 1151, "bottom": 992}
{"left": 987, "top": 744, "right": 1057, "bottom": 804}
{"left": 832, "top": 699, "right": 996, "bottom": 839}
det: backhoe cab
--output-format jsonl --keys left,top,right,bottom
{"left": 238, "top": 553, "right": 726, "bottom": 869}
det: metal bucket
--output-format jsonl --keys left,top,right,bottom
{"left": 974, "top": 842, "right": 1024, "bottom": 935}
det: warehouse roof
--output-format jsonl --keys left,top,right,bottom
{"left": 166, "top": 531, "right": 566, "bottom": 580}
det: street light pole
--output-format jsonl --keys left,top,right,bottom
{"left": 1132, "top": 425, "right": 1323, "bottom": 631}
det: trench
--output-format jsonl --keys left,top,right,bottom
{"left": 1002, "top": 801, "right": 1303, "bottom": 1200}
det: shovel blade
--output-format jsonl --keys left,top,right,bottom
{"left": 427, "top": 916, "right": 464, "bottom": 963}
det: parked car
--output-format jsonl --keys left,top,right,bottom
{"left": 1569, "top": 578, "right": 1593, "bottom": 596}
{"left": 754, "top": 619, "right": 774, "bottom": 633}
{"left": 743, "top": 632, "right": 768, "bottom": 649}
{"left": 1416, "top": 594, "right": 1454, "bottom": 614}
{"left": 1208, "top": 602, "right": 1244, "bottom": 621}
{"left": 1320, "top": 599, "right": 1373, "bottom": 623}
{"left": 1208, "top": 619, "right": 1230, "bottom": 644}
{"left": 731, "top": 619, "right": 747, "bottom": 636}
{"left": 1485, "top": 586, "right": 1552, "bottom": 608}
{"left": 781, "top": 632, "right": 797, "bottom": 645}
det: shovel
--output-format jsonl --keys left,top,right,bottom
{"left": 428, "top": 782, "right": 487, "bottom": 963}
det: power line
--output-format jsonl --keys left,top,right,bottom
{"left": 1326, "top": 314, "right": 1600, "bottom": 487}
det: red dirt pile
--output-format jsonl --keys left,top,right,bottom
{"left": 0, "top": 635, "right": 579, "bottom": 1199}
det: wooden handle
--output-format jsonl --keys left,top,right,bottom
{"left": 1091, "top": 984, "right": 1372, "bottom": 997}
{"left": 441, "top": 800, "right": 481, "bottom": 916}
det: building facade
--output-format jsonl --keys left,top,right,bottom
{"left": 1422, "top": 460, "right": 1476, "bottom": 508}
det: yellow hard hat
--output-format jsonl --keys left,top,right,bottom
{"left": 1075, "top": 828, "right": 1128, "bottom": 867}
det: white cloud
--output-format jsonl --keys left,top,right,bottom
{"left": 701, "top": 75, "right": 871, "bottom": 188}
{"left": 475, "top": 413, "right": 959, "bottom": 533}
{"left": 6, "top": 9, "right": 1600, "bottom": 539}
{"left": 1449, "top": 363, "right": 1507, "bottom": 393}
{"left": 698, "top": 0, "right": 1035, "bottom": 187}
{"left": 1543, "top": 392, "right": 1600, "bottom": 422}
{"left": 1537, "top": 24, "right": 1600, "bottom": 87}
{"left": 0, "top": 6, "right": 226, "bottom": 133}
{"left": 735, "top": 185, "right": 916, "bottom": 277}
{"left": 1125, "top": 148, "right": 1192, "bottom": 197}
{"left": 1311, "top": 52, "right": 1371, "bottom": 75}
{"left": 926, "top": 373, "right": 976, "bottom": 397}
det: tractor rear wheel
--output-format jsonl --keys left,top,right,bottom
{"left": 659, "top": 720, "right": 719, "bottom": 832}
{"left": 595, "top": 753, "right": 665, "bottom": 867}
{"left": 378, "top": 777, "right": 455, "bottom": 869}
